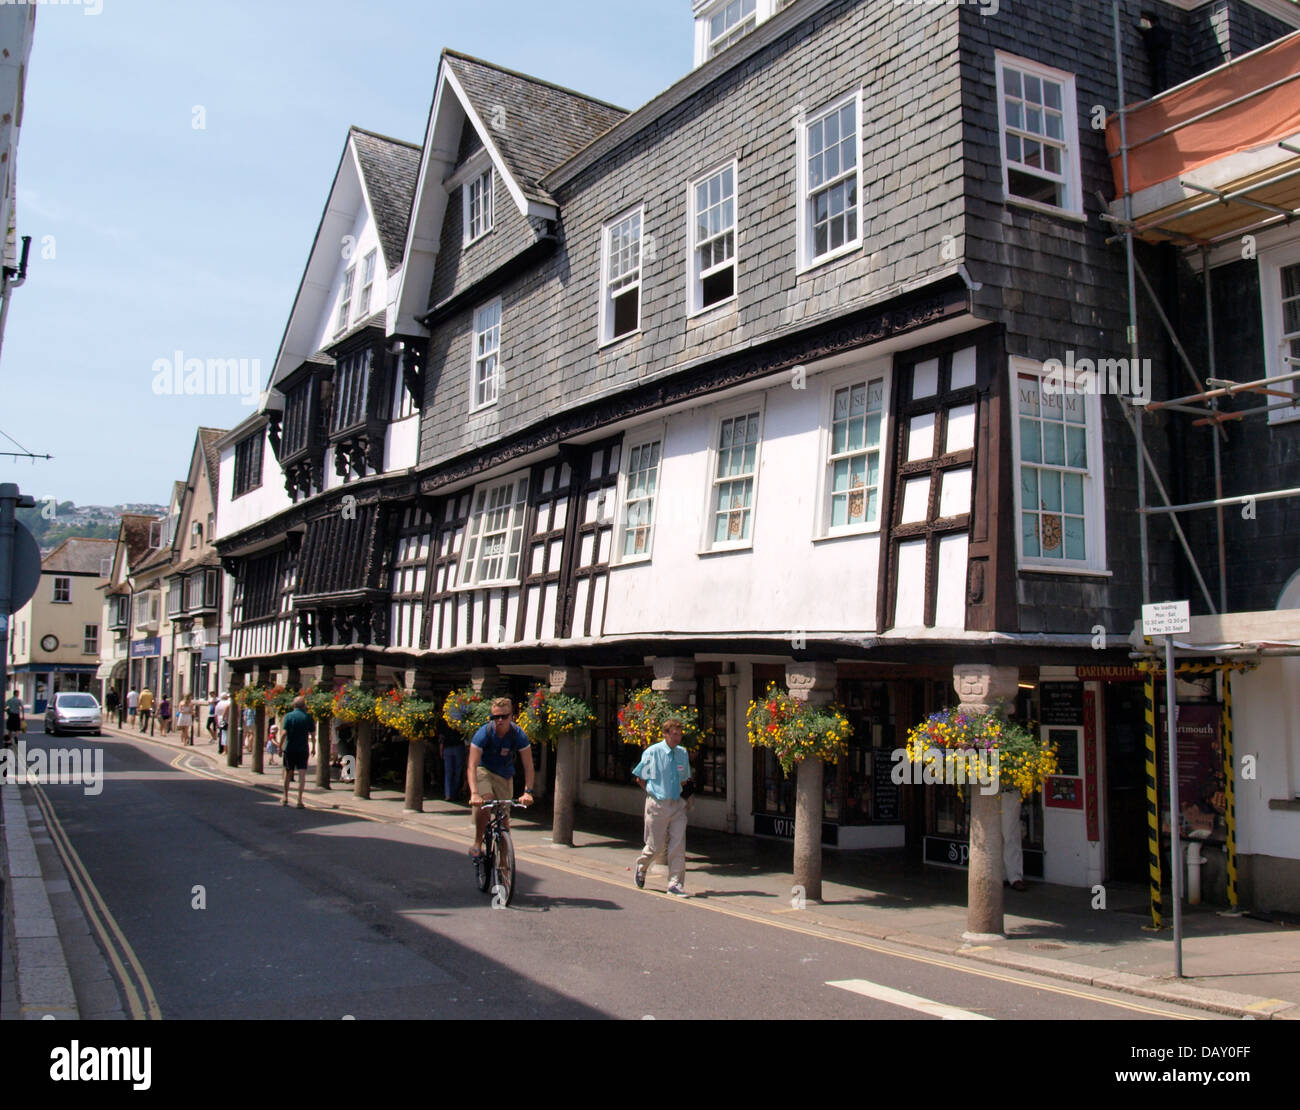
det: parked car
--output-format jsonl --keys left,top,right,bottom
{"left": 44, "top": 693, "right": 102, "bottom": 737}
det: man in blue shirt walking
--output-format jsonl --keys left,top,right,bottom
{"left": 631, "top": 717, "right": 693, "bottom": 897}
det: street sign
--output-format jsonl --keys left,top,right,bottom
{"left": 1142, "top": 600, "right": 1190, "bottom": 637}
{"left": 9, "top": 521, "right": 41, "bottom": 614}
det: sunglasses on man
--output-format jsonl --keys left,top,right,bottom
{"left": 490, "top": 713, "right": 511, "bottom": 721}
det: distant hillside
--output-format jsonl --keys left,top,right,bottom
{"left": 17, "top": 501, "right": 166, "bottom": 555}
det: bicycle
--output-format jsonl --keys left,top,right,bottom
{"left": 474, "top": 799, "right": 528, "bottom": 907}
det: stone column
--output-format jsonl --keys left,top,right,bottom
{"left": 650, "top": 657, "right": 695, "bottom": 707}
{"left": 548, "top": 665, "right": 586, "bottom": 847}
{"left": 350, "top": 658, "right": 376, "bottom": 800}
{"left": 954, "top": 663, "right": 1020, "bottom": 941}
{"left": 470, "top": 666, "right": 501, "bottom": 696}
{"left": 786, "top": 661, "right": 837, "bottom": 904}
{"left": 402, "top": 667, "right": 432, "bottom": 813}
{"left": 309, "top": 665, "right": 335, "bottom": 790}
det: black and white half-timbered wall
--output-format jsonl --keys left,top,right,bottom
{"left": 212, "top": 0, "right": 1300, "bottom": 910}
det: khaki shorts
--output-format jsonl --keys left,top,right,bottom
{"left": 473, "top": 767, "right": 513, "bottom": 802}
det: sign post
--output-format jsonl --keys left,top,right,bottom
{"left": 0, "top": 485, "right": 40, "bottom": 711}
{"left": 1142, "top": 599, "right": 1190, "bottom": 978}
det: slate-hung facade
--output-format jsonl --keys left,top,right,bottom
{"left": 216, "top": 0, "right": 1300, "bottom": 907}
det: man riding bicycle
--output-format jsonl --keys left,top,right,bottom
{"left": 467, "top": 697, "right": 535, "bottom": 860}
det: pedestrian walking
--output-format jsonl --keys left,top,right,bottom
{"left": 105, "top": 687, "right": 119, "bottom": 720}
{"left": 177, "top": 695, "right": 194, "bottom": 745}
{"left": 440, "top": 724, "right": 466, "bottom": 803}
{"left": 1003, "top": 789, "right": 1027, "bottom": 891}
{"left": 242, "top": 705, "right": 256, "bottom": 753}
{"left": 138, "top": 687, "right": 154, "bottom": 732}
{"left": 265, "top": 722, "right": 280, "bottom": 766}
{"left": 631, "top": 717, "right": 694, "bottom": 897}
{"left": 127, "top": 688, "right": 139, "bottom": 726}
{"left": 158, "top": 694, "right": 172, "bottom": 735}
{"left": 216, "top": 692, "right": 231, "bottom": 753}
{"left": 5, "top": 689, "right": 23, "bottom": 746}
{"left": 208, "top": 695, "right": 220, "bottom": 749}
{"left": 280, "top": 697, "right": 314, "bottom": 808}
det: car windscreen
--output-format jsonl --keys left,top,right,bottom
{"left": 57, "top": 695, "right": 99, "bottom": 709}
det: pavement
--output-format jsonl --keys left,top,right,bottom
{"left": 4, "top": 719, "right": 1299, "bottom": 1020}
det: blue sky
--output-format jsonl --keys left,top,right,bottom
{"left": 4, "top": 0, "right": 689, "bottom": 506}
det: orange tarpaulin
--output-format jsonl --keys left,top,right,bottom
{"left": 1106, "top": 30, "right": 1300, "bottom": 196}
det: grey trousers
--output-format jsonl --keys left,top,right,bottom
{"left": 637, "top": 796, "right": 688, "bottom": 888}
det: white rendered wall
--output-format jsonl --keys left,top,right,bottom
{"left": 215, "top": 441, "right": 293, "bottom": 541}
{"left": 1232, "top": 659, "right": 1299, "bottom": 862}
{"left": 313, "top": 204, "right": 388, "bottom": 353}
{"left": 385, "top": 414, "right": 420, "bottom": 472}
{"left": 603, "top": 373, "right": 885, "bottom": 637}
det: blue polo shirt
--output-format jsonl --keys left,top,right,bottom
{"left": 470, "top": 721, "right": 531, "bottom": 778}
{"left": 632, "top": 741, "right": 692, "bottom": 801}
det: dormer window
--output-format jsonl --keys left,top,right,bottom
{"left": 694, "top": 0, "right": 795, "bottom": 68}
{"left": 709, "top": 0, "right": 756, "bottom": 58}
{"left": 337, "top": 266, "right": 355, "bottom": 335}
{"left": 464, "top": 169, "right": 494, "bottom": 245}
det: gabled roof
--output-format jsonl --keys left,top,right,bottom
{"left": 198, "top": 427, "right": 226, "bottom": 504}
{"left": 268, "top": 125, "right": 421, "bottom": 397}
{"left": 119, "top": 514, "right": 161, "bottom": 573}
{"left": 441, "top": 51, "right": 626, "bottom": 208}
{"left": 41, "top": 537, "right": 115, "bottom": 575}
{"left": 352, "top": 127, "right": 422, "bottom": 275}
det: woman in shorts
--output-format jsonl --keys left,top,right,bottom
{"left": 176, "top": 696, "right": 194, "bottom": 745}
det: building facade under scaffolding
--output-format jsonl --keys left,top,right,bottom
{"left": 212, "top": 0, "right": 1300, "bottom": 914}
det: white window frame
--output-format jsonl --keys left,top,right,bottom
{"left": 688, "top": 160, "right": 739, "bottom": 316}
{"left": 612, "top": 424, "right": 667, "bottom": 565}
{"left": 994, "top": 52, "right": 1084, "bottom": 221}
{"left": 463, "top": 168, "right": 495, "bottom": 245}
{"left": 52, "top": 576, "right": 71, "bottom": 603}
{"left": 707, "top": 0, "right": 758, "bottom": 58}
{"left": 796, "top": 89, "right": 864, "bottom": 273}
{"left": 814, "top": 363, "right": 892, "bottom": 539}
{"left": 599, "top": 206, "right": 644, "bottom": 346}
{"left": 1009, "top": 357, "right": 1108, "bottom": 574}
{"left": 470, "top": 299, "right": 502, "bottom": 412}
{"left": 700, "top": 401, "right": 765, "bottom": 553}
{"left": 83, "top": 624, "right": 99, "bottom": 656}
{"left": 356, "top": 249, "right": 377, "bottom": 320}
{"left": 457, "top": 471, "right": 530, "bottom": 588}
{"left": 336, "top": 265, "right": 355, "bottom": 335}
{"left": 1259, "top": 238, "right": 1300, "bottom": 424}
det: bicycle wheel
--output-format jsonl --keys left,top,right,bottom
{"left": 492, "top": 829, "right": 515, "bottom": 907}
{"left": 475, "top": 835, "right": 492, "bottom": 893}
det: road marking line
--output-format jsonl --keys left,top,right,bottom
{"left": 827, "top": 978, "right": 993, "bottom": 1020}
{"left": 31, "top": 782, "right": 163, "bottom": 1020}
{"left": 153, "top": 744, "right": 1200, "bottom": 1020}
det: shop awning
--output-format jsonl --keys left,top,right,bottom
{"left": 1129, "top": 609, "right": 1300, "bottom": 657}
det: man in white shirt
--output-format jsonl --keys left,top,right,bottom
{"left": 215, "top": 692, "right": 232, "bottom": 754}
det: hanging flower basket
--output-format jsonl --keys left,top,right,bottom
{"left": 516, "top": 686, "right": 596, "bottom": 747}
{"left": 442, "top": 687, "right": 490, "bottom": 739}
{"left": 303, "top": 684, "right": 336, "bottom": 722}
{"left": 745, "top": 683, "right": 851, "bottom": 775}
{"left": 332, "top": 684, "right": 377, "bottom": 725}
{"left": 267, "top": 685, "right": 297, "bottom": 718}
{"left": 236, "top": 685, "right": 268, "bottom": 710}
{"left": 376, "top": 688, "right": 441, "bottom": 742}
{"left": 616, "top": 687, "right": 701, "bottom": 750}
{"left": 904, "top": 707, "right": 1057, "bottom": 799}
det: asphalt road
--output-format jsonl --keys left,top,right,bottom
{"left": 25, "top": 728, "right": 1211, "bottom": 1020}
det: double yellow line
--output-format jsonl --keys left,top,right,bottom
{"left": 29, "top": 782, "right": 162, "bottom": 1020}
